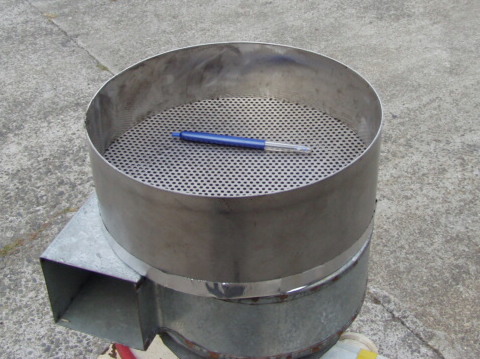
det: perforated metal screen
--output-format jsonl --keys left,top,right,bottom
{"left": 104, "top": 97, "right": 366, "bottom": 197}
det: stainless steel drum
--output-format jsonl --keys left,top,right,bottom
{"left": 85, "top": 42, "right": 382, "bottom": 358}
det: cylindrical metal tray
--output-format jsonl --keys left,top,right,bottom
{"left": 86, "top": 43, "right": 382, "bottom": 298}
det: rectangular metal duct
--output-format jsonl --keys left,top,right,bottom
{"left": 41, "top": 196, "right": 157, "bottom": 350}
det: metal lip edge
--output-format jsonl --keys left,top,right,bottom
{"left": 104, "top": 219, "right": 373, "bottom": 299}
{"left": 85, "top": 42, "right": 383, "bottom": 200}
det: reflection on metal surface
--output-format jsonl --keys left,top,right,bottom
{"left": 104, "top": 218, "right": 373, "bottom": 299}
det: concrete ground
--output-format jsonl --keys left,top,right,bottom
{"left": 0, "top": 0, "right": 478, "bottom": 358}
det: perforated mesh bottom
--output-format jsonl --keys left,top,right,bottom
{"left": 104, "top": 97, "right": 366, "bottom": 197}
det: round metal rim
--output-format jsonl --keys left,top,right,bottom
{"left": 103, "top": 219, "right": 373, "bottom": 299}
{"left": 86, "top": 41, "right": 384, "bottom": 199}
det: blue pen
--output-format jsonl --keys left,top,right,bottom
{"left": 172, "top": 131, "right": 311, "bottom": 153}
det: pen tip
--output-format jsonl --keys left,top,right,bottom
{"left": 172, "top": 132, "right": 181, "bottom": 138}
{"left": 297, "top": 145, "right": 311, "bottom": 153}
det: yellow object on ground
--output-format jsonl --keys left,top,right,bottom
{"left": 358, "top": 348, "right": 378, "bottom": 359}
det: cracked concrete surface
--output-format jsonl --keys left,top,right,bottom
{"left": 1, "top": 0, "right": 478, "bottom": 358}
